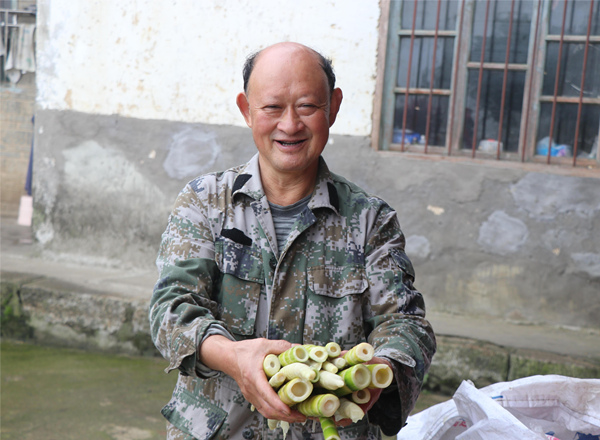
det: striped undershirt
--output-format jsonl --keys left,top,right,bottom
{"left": 269, "top": 194, "right": 311, "bottom": 253}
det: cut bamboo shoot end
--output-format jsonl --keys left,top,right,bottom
{"left": 367, "top": 363, "right": 394, "bottom": 389}
{"left": 278, "top": 378, "right": 313, "bottom": 406}
{"left": 280, "top": 363, "right": 316, "bottom": 381}
{"left": 338, "top": 364, "right": 371, "bottom": 391}
{"left": 332, "top": 384, "right": 353, "bottom": 397}
{"left": 267, "top": 419, "right": 280, "bottom": 430}
{"left": 307, "top": 360, "right": 323, "bottom": 372}
{"left": 325, "top": 342, "right": 341, "bottom": 358}
{"left": 268, "top": 371, "right": 286, "bottom": 388}
{"left": 263, "top": 354, "right": 281, "bottom": 377}
{"left": 331, "top": 357, "right": 347, "bottom": 369}
{"left": 279, "top": 346, "right": 309, "bottom": 366}
{"left": 343, "top": 342, "right": 374, "bottom": 366}
{"left": 351, "top": 388, "right": 371, "bottom": 404}
{"left": 297, "top": 393, "right": 340, "bottom": 418}
{"left": 304, "top": 344, "right": 328, "bottom": 363}
{"left": 311, "top": 369, "right": 321, "bottom": 383}
{"left": 321, "top": 361, "right": 338, "bottom": 374}
{"left": 334, "top": 399, "right": 365, "bottom": 424}
{"left": 318, "top": 370, "right": 345, "bottom": 390}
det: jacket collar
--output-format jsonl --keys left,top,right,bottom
{"left": 232, "top": 154, "right": 340, "bottom": 215}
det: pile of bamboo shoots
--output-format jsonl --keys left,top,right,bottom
{"left": 260, "top": 342, "right": 393, "bottom": 440}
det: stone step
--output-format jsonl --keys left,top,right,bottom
{"left": 2, "top": 269, "right": 599, "bottom": 394}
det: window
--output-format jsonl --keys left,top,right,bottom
{"left": 374, "top": 0, "right": 600, "bottom": 168}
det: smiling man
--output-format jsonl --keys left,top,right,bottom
{"left": 150, "top": 42, "right": 436, "bottom": 439}
{"left": 235, "top": 43, "right": 342, "bottom": 206}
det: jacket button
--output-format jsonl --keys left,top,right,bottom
{"left": 242, "top": 427, "right": 254, "bottom": 439}
{"left": 269, "top": 257, "right": 276, "bottom": 270}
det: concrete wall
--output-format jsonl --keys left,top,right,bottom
{"left": 32, "top": 0, "right": 600, "bottom": 332}
{"left": 35, "top": 0, "right": 380, "bottom": 136}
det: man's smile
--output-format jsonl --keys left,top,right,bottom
{"left": 275, "top": 139, "right": 306, "bottom": 147}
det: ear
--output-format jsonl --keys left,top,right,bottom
{"left": 236, "top": 92, "right": 252, "bottom": 127}
{"left": 328, "top": 88, "right": 343, "bottom": 127}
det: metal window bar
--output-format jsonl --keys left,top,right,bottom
{"left": 424, "top": 0, "right": 444, "bottom": 154}
{"left": 385, "top": 0, "right": 598, "bottom": 168}
{"left": 571, "top": 0, "right": 595, "bottom": 166}
{"left": 470, "top": 0, "right": 493, "bottom": 158}
{"left": 546, "top": 0, "right": 569, "bottom": 165}
{"left": 395, "top": 0, "right": 456, "bottom": 152}
{"left": 399, "top": 0, "right": 420, "bottom": 151}
{"left": 495, "top": 0, "right": 517, "bottom": 160}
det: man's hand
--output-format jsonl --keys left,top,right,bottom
{"left": 198, "top": 336, "right": 307, "bottom": 423}
{"left": 334, "top": 355, "right": 391, "bottom": 427}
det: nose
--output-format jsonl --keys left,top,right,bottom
{"left": 277, "top": 107, "right": 304, "bottom": 134}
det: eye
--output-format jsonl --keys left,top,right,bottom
{"left": 298, "top": 103, "right": 318, "bottom": 115}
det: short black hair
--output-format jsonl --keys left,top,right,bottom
{"left": 242, "top": 46, "right": 336, "bottom": 96}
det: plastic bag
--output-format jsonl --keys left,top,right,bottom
{"left": 398, "top": 375, "right": 600, "bottom": 440}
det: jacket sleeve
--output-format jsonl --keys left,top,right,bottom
{"left": 363, "top": 204, "right": 437, "bottom": 436}
{"left": 149, "top": 183, "right": 226, "bottom": 377}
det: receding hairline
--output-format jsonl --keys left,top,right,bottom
{"left": 242, "top": 43, "right": 336, "bottom": 96}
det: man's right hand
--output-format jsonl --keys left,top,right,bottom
{"left": 198, "top": 335, "right": 307, "bottom": 424}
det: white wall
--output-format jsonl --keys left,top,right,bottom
{"left": 36, "top": 0, "right": 380, "bottom": 136}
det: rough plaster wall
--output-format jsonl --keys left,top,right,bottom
{"left": 32, "top": 0, "right": 600, "bottom": 331}
{"left": 33, "top": 110, "right": 600, "bottom": 329}
{"left": 33, "top": 110, "right": 257, "bottom": 267}
{"left": 323, "top": 140, "right": 600, "bottom": 330}
{"left": 35, "top": 0, "right": 379, "bottom": 136}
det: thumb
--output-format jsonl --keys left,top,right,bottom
{"left": 265, "top": 339, "right": 295, "bottom": 355}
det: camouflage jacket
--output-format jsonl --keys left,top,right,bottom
{"left": 149, "top": 154, "right": 436, "bottom": 439}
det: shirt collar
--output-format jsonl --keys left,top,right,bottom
{"left": 232, "top": 153, "right": 340, "bottom": 215}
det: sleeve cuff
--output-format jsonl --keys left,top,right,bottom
{"left": 194, "top": 324, "right": 235, "bottom": 378}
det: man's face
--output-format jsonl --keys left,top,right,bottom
{"left": 237, "top": 44, "right": 342, "bottom": 180}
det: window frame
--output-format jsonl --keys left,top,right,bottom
{"left": 372, "top": 0, "right": 600, "bottom": 172}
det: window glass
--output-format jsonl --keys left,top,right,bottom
{"left": 536, "top": 103, "right": 600, "bottom": 158}
{"left": 396, "top": 37, "right": 455, "bottom": 89}
{"left": 382, "top": 0, "right": 599, "bottom": 166}
{"left": 548, "top": 0, "right": 600, "bottom": 35}
{"left": 470, "top": 0, "right": 532, "bottom": 64}
{"left": 393, "top": 94, "right": 449, "bottom": 147}
{"left": 401, "top": 0, "right": 459, "bottom": 31}
{"left": 465, "top": 70, "right": 526, "bottom": 152}
{"left": 542, "top": 42, "right": 600, "bottom": 98}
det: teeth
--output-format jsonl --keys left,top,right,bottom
{"left": 279, "top": 140, "right": 302, "bottom": 146}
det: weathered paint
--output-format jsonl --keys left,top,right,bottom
{"left": 30, "top": 1, "right": 600, "bottom": 332}
{"left": 32, "top": 109, "right": 600, "bottom": 330}
{"left": 35, "top": 0, "right": 380, "bottom": 136}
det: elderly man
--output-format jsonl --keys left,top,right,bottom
{"left": 150, "top": 42, "right": 436, "bottom": 439}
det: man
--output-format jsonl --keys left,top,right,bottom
{"left": 150, "top": 42, "right": 436, "bottom": 439}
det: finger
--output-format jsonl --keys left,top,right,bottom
{"left": 264, "top": 339, "right": 295, "bottom": 356}
{"left": 335, "top": 418, "right": 353, "bottom": 428}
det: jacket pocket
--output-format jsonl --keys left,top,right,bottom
{"left": 305, "top": 265, "right": 368, "bottom": 346}
{"left": 162, "top": 387, "right": 227, "bottom": 439}
{"left": 215, "top": 237, "right": 264, "bottom": 337}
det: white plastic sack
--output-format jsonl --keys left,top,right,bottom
{"left": 398, "top": 375, "right": 600, "bottom": 440}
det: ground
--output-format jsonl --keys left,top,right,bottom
{"left": 0, "top": 340, "right": 449, "bottom": 440}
